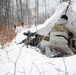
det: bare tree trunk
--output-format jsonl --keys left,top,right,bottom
{"left": 4, "top": 0, "right": 11, "bottom": 28}
{"left": 45, "top": 0, "right": 46, "bottom": 20}
{"left": 26, "top": 0, "right": 29, "bottom": 25}
{"left": 35, "top": 0, "right": 39, "bottom": 25}
{"left": 20, "top": 0, "right": 23, "bottom": 23}
{"left": 42, "top": 0, "right": 44, "bottom": 23}
{"left": 8, "top": 0, "right": 11, "bottom": 27}
{"left": 5, "top": 0, "right": 8, "bottom": 27}
{"left": 16, "top": 0, "right": 20, "bottom": 25}
{"left": 0, "top": 0, "right": 3, "bottom": 25}
{"left": 37, "top": 0, "right": 39, "bottom": 24}
{"left": 11, "top": 0, "right": 14, "bottom": 25}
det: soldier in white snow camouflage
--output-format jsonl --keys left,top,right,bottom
{"left": 49, "top": 15, "right": 76, "bottom": 56}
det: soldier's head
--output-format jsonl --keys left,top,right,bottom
{"left": 68, "top": 32, "right": 73, "bottom": 38}
{"left": 61, "top": 15, "right": 68, "bottom": 20}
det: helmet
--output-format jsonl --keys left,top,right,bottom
{"left": 61, "top": 15, "right": 68, "bottom": 20}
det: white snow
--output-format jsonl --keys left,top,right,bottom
{"left": 0, "top": 43, "right": 76, "bottom": 75}
{"left": 0, "top": 1, "right": 76, "bottom": 75}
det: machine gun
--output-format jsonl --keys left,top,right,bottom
{"left": 23, "top": 31, "right": 41, "bottom": 47}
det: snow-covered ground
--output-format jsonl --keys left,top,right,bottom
{"left": 0, "top": 1, "right": 76, "bottom": 75}
{"left": 0, "top": 36, "right": 76, "bottom": 75}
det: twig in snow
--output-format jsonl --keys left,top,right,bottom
{"left": 62, "top": 58, "right": 69, "bottom": 75}
{"left": 14, "top": 44, "right": 25, "bottom": 75}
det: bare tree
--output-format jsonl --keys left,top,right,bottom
{"left": 20, "top": 0, "right": 23, "bottom": 24}
{"left": 0, "top": 0, "right": 12, "bottom": 27}
{"left": 16, "top": 0, "right": 21, "bottom": 25}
